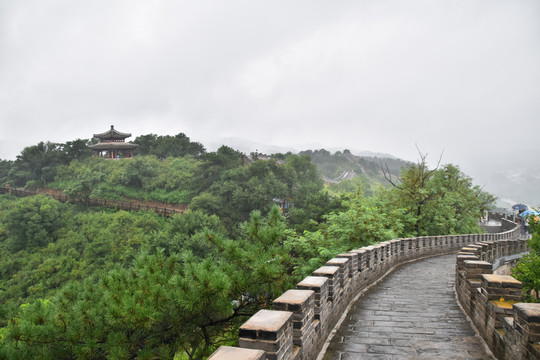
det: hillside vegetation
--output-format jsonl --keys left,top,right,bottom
{"left": 298, "top": 148, "right": 410, "bottom": 196}
{"left": 0, "top": 133, "right": 496, "bottom": 359}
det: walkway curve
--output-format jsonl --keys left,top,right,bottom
{"left": 321, "top": 253, "right": 494, "bottom": 360}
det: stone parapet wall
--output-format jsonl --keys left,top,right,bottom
{"left": 455, "top": 239, "right": 540, "bottom": 360}
{"left": 502, "top": 218, "right": 519, "bottom": 232}
{"left": 209, "top": 216, "right": 523, "bottom": 360}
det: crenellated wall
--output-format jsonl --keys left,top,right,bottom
{"left": 455, "top": 237, "right": 540, "bottom": 359}
{"left": 209, "top": 215, "right": 527, "bottom": 360}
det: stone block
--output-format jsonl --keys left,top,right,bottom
{"left": 388, "top": 239, "right": 400, "bottom": 261}
{"left": 378, "top": 241, "right": 389, "bottom": 263}
{"left": 476, "top": 242, "right": 489, "bottom": 261}
{"left": 296, "top": 276, "right": 329, "bottom": 313}
{"left": 208, "top": 346, "right": 265, "bottom": 360}
{"left": 350, "top": 249, "right": 367, "bottom": 272}
{"left": 410, "top": 238, "right": 419, "bottom": 252}
{"left": 513, "top": 303, "right": 540, "bottom": 343}
{"left": 312, "top": 266, "right": 341, "bottom": 303}
{"left": 239, "top": 309, "right": 292, "bottom": 342}
{"left": 239, "top": 310, "right": 293, "bottom": 360}
{"left": 458, "top": 235, "right": 465, "bottom": 247}
{"left": 336, "top": 252, "right": 358, "bottom": 277}
{"left": 273, "top": 289, "right": 314, "bottom": 313}
{"left": 487, "top": 300, "right": 515, "bottom": 329}
{"left": 464, "top": 260, "right": 492, "bottom": 279}
{"left": 462, "top": 245, "right": 482, "bottom": 258}
{"left": 326, "top": 257, "right": 350, "bottom": 282}
{"left": 271, "top": 290, "right": 315, "bottom": 349}
{"left": 364, "top": 245, "right": 377, "bottom": 268}
{"left": 456, "top": 254, "right": 480, "bottom": 269}
{"left": 360, "top": 247, "right": 373, "bottom": 270}
{"left": 481, "top": 274, "right": 522, "bottom": 301}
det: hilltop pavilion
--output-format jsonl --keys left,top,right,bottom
{"left": 88, "top": 125, "right": 139, "bottom": 159}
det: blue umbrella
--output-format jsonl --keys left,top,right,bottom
{"left": 512, "top": 204, "right": 528, "bottom": 211}
{"left": 519, "top": 210, "right": 539, "bottom": 218}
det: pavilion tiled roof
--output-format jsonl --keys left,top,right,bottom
{"left": 93, "top": 125, "right": 132, "bottom": 141}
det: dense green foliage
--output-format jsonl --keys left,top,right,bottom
{"left": 133, "top": 133, "right": 205, "bottom": 159}
{"left": 0, "top": 134, "right": 495, "bottom": 359}
{"left": 4, "top": 140, "right": 92, "bottom": 187}
{"left": 4, "top": 195, "right": 68, "bottom": 251}
{"left": 55, "top": 155, "right": 200, "bottom": 204}
{"left": 0, "top": 208, "right": 295, "bottom": 360}
{"left": 513, "top": 216, "right": 540, "bottom": 302}
{"left": 0, "top": 196, "right": 162, "bottom": 326}
{"left": 381, "top": 161, "right": 494, "bottom": 237}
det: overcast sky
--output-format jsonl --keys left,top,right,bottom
{"left": 1, "top": 1, "right": 539, "bottom": 178}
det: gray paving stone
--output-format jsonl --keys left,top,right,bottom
{"left": 342, "top": 336, "right": 391, "bottom": 346}
{"left": 321, "top": 253, "right": 494, "bottom": 360}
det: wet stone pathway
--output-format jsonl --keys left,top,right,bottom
{"left": 321, "top": 254, "right": 494, "bottom": 360}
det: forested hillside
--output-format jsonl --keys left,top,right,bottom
{"left": 0, "top": 133, "right": 495, "bottom": 359}
{"left": 299, "top": 148, "right": 409, "bottom": 182}
{"left": 298, "top": 149, "right": 410, "bottom": 197}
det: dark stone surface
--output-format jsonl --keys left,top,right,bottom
{"left": 321, "top": 254, "right": 494, "bottom": 360}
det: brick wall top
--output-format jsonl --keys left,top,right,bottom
{"left": 239, "top": 309, "right": 293, "bottom": 339}
{"left": 296, "top": 276, "right": 328, "bottom": 289}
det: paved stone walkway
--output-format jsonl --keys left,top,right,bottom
{"left": 321, "top": 254, "right": 494, "bottom": 360}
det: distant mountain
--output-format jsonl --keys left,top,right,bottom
{"left": 204, "top": 137, "right": 409, "bottom": 188}
{"left": 205, "top": 137, "right": 398, "bottom": 160}
{"left": 461, "top": 156, "right": 540, "bottom": 210}
{"left": 297, "top": 149, "right": 410, "bottom": 186}
{"left": 204, "top": 137, "right": 296, "bottom": 155}
{"left": 352, "top": 150, "right": 397, "bottom": 159}
{"left": 479, "top": 168, "right": 540, "bottom": 209}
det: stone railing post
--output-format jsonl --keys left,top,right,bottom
{"left": 473, "top": 274, "right": 522, "bottom": 348}
{"left": 389, "top": 239, "right": 400, "bottom": 264}
{"left": 273, "top": 290, "right": 316, "bottom": 360}
{"left": 368, "top": 245, "right": 380, "bottom": 276}
{"left": 296, "top": 276, "right": 329, "bottom": 323}
{"left": 350, "top": 249, "right": 367, "bottom": 285}
{"left": 325, "top": 258, "right": 351, "bottom": 302}
{"left": 336, "top": 252, "right": 360, "bottom": 293}
{"left": 363, "top": 246, "right": 375, "bottom": 275}
{"left": 512, "top": 303, "right": 540, "bottom": 358}
{"left": 483, "top": 241, "right": 494, "bottom": 263}
{"left": 312, "top": 266, "right": 342, "bottom": 310}
{"left": 378, "top": 242, "right": 388, "bottom": 269}
{"left": 238, "top": 309, "right": 293, "bottom": 360}
{"left": 499, "top": 240, "right": 509, "bottom": 257}
{"left": 460, "top": 260, "right": 492, "bottom": 315}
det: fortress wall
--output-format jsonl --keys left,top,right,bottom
{"left": 456, "top": 239, "right": 540, "bottom": 360}
{"left": 210, "top": 215, "right": 525, "bottom": 360}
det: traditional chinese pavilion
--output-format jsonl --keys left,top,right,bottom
{"left": 88, "top": 125, "right": 139, "bottom": 159}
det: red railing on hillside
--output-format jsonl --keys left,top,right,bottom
{"left": 1, "top": 187, "right": 186, "bottom": 217}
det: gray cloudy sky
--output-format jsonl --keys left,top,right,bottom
{"left": 1, "top": 1, "right": 539, "bottom": 177}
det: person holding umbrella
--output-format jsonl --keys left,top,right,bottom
{"left": 520, "top": 209, "right": 540, "bottom": 237}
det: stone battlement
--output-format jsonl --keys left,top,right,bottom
{"left": 210, "top": 214, "right": 527, "bottom": 360}
{"left": 455, "top": 241, "right": 540, "bottom": 359}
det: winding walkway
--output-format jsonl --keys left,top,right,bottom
{"left": 321, "top": 253, "right": 494, "bottom": 360}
